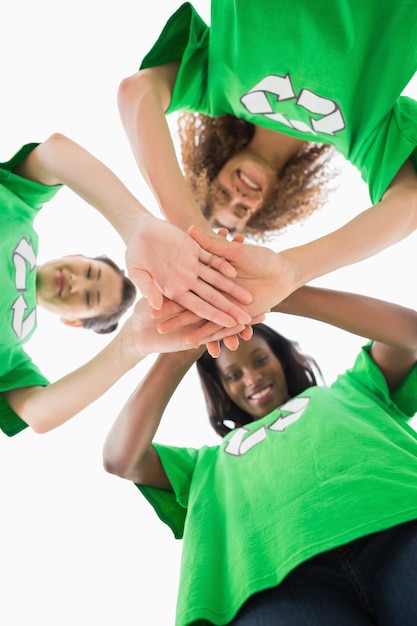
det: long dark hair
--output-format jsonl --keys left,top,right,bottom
{"left": 196, "top": 324, "right": 322, "bottom": 437}
{"left": 80, "top": 256, "right": 136, "bottom": 334}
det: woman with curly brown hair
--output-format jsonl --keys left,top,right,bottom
{"left": 118, "top": 0, "right": 417, "bottom": 317}
{"left": 177, "top": 112, "right": 336, "bottom": 240}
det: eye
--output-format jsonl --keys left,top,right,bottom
{"left": 254, "top": 354, "right": 269, "bottom": 367}
{"left": 216, "top": 186, "right": 229, "bottom": 205}
{"left": 85, "top": 292, "right": 91, "bottom": 307}
{"left": 235, "top": 204, "right": 251, "bottom": 218}
{"left": 223, "top": 370, "right": 241, "bottom": 382}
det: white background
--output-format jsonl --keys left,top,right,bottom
{"left": 0, "top": 2, "right": 416, "bottom": 624}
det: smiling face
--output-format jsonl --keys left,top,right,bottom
{"left": 208, "top": 149, "right": 277, "bottom": 234}
{"left": 216, "top": 335, "right": 289, "bottom": 420}
{"left": 36, "top": 255, "right": 123, "bottom": 323}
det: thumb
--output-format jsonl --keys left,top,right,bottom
{"left": 188, "top": 225, "right": 230, "bottom": 256}
{"left": 130, "top": 268, "right": 164, "bottom": 310}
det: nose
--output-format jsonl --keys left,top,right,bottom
{"left": 68, "top": 272, "right": 89, "bottom": 293}
{"left": 242, "top": 368, "right": 261, "bottom": 387}
{"left": 232, "top": 185, "right": 263, "bottom": 211}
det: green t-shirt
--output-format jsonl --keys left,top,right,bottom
{"left": 140, "top": 0, "right": 417, "bottom": 203}
{"left": 137, "top": 345, "right": 417, "bottom": 625}
{"left": 0, "top": 144, "right": 61, "bottom": 436}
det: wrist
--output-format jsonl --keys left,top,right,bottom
{"left": 156, "top": 349, "right": 203, "bottom": 374}
{"left": 112, "top": 323, "right": 148, "bottom": 372}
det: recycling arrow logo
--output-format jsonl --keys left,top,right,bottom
{"left": 240, "top": 74, "right": 345, "bottom": 136}
{"left": 11, "top": 237, "right": 37, "bottom": 340}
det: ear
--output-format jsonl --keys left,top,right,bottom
{"left": 60, "top": 317, "right": 83, "bottom": 328}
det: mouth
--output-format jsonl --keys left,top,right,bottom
{"left": 238, "top": 170, "right": 261, "bottom": 192}
{"left": 57, "top": 270, "right": 65, "bottom": 296}
{"left": 247, "top": 384, "right": 273, "bottom": 404}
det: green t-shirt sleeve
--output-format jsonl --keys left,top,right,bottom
{"left": 0, "top": 358, "right": 49, "bottom": 436}
{"left": 0, "top": 143, "right": 62, "bottom": 211}
{"left": 360, "top": 97, "right": 417, "bottom": 204}
{"left": 0, "top": 142, "right": 61, "bottom": 437}
{"left": 344, "top": 343, "right": 417, "bottom": 420}
{"left": 135, "top": 443, "right": 199, "bottom": 539}
{"left": 139, "top": 2, "right": 210, "bottom": 115}
{"left": 0, "top": 347, "right": 49, "bottom": 437}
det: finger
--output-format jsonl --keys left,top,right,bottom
{"left": 216, "top": 228, "right": 244, "bottom": 244}
{"left": 157, "top": 310, "right": 205, "bottom": 334}
{"left": 185, "top": 320, "right": 245, "bottom": 345}
{"left": 206, "top": 341, "right": 221, "bottom": 358}
{"left": 222, "top": 335, "right": 240, "bottom": 351}
{"left": 151, "top": 300, "right": 187, "bottom": 319}
{"left": 190, "top": 276, "right": 252, "bottom": 324}
{"left": 130, "top": 268, "right": 164, "bottom": 310}
{"left": 175, "top": 290, "right": 236, "bottom": 326}
{"left": 239, "top": 325, "right": 253, "bottom": 341}
{"left": 198, "top": 250, "right": 237, "bottom": 278}
{"left": 251, "top": 314, "right": 266, "bottom": 324}
{"left": 198, "top": 263, "right": 252, "bottom": 304}
{"left": 189, "top": 225, "right": 233, "bottom": 257}
{"left": 177, "top": 283, "right": 251, "bottom": 326}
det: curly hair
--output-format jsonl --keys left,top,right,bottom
{"left": 177, "top": 113, "right": 338, "bottom": 241}
{"left": 196, "top": 323, "right": 323, "bottom": 437}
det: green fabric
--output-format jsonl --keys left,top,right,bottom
{"left": 0, "top": 143, "right": 61, "bottom": 436}
{"left": 140, "top": 0, "right": 417, "bottom": 203}
{"left": 137, "top": 345, "right": 417, "bottom": 625}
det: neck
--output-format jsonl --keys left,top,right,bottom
{"left": 249, "top": 125, "right": 306, "bottom": 173}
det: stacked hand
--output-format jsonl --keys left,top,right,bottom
{"left": 124, "top": 214, "right": 254, "bottom": 327}
{"left": 150, "top": 226, "right": 298, "bottom": 355}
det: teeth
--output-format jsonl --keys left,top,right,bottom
{"left": 239, "top": 171, "right": 260, "bottom": 191}
{"left": 249, "top": 386, "right": 271, "bottom": 400}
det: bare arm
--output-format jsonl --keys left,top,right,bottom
{"left": 274, "top": 286, "right": 417, "bottom": 391}
{"left": 280, "top": 160, "right": 417, "bottom": 293}
{"left": 155, "top": 285, "right": 417, "bottom": 389}
{"left": 103, "top": 349, "right": 202, "bottom": 488}
{"left": 14, "top": 132, "right": 149, "bottom": 243}
{"left": 118, "top": 64, "right": 211, "bottom": 234}
{"left": 16, "top": 134, "right": 252, "bottom": 324}
{"left": 3, "top": 299, "right": 208, "bottom": 434}
{"left": 184, "top": 161, "right": 417, "bottom": 334}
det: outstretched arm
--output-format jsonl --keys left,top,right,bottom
{"left": 15, "top": 133, "right": 252, "bottom": 325}
{"left": 274, "top": 286, "right": 417, "bottom": 391}
{"left": 3, "top": 298, "right": 208, "bottom": 434}
{"left": 156, "top": 283, "right": 417, "bottom": 386}
{"left": 118, "top": 63, "right": 211, "bottom": 234}
{"left": 103, "top": 348, "right": 202, "bottom": 488}
{"left": 185, "top": 161, "right": 417, "bottom": 330}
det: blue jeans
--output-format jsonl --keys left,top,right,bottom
{"left": 229, "top": 519, "right": 417, "bottom": 625}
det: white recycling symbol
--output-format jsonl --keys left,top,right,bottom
{"left": 11, "top": 237, "right": 37, "bottom": 341}
{"left": 240, "top": 74, "right": 345, "bottom": 136}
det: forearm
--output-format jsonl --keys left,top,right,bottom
{"left": 274, "top": 286, "right": 417, "bottom": 349}
{"left": 21, "top": 134, "right": 150, "bottom": 243}
{"left": 103, "top": 350, "right": 200, "bottom": 482}
{"left": 284, "top": 165, "right": 417, "bottom": 289}
{"left": 4, "top": 331, "right": 140, "bottom": 434}
{"left": 118, "top": 69, "right": 210, "bottom": 233}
